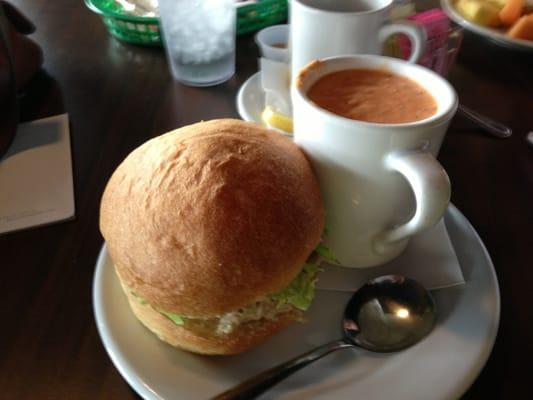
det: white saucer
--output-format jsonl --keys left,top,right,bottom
{"left": 93, "top": 204, "right": 499, "bottom": 400}
{"left": 236, "top": 71, "right": 266, "bottom": 126}
{"left": 236, "top": 70, "right": 292, "bottom": 137}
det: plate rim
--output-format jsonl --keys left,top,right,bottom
{"left": 93, "top": 248, "right": 159, "bottom": 400}
{"left": 236, "top": 71, "right": 263, "bottom": 125}
{"left": 443, "top": 204, "right": 501, "bottom": 399}
{"left": 93, "top": 203, "right": 500, "bottom": 400}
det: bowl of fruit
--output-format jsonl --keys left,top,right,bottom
{"left": 441, "top": 0, "right": 533, "bottom": 50}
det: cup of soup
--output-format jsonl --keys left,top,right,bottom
{"left": 292, "top": 55, "right": 458, "bottom": 268}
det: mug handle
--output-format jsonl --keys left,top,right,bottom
{"left": 374, "top": 149, "right": 450, "bottom": 253}
{"left": 379, "top": 21, "right": 426, "bottom": 63}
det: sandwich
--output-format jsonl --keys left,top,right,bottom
{"left": 99, "top": 119, "right": 325, "bottom": 355}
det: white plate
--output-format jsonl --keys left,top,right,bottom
{"left": 93, "top": 204, "right": 500, "bottom": 400}
{"left": 441, "top": 0, "right": 533, "bottom": 51}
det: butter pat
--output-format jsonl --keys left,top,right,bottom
{"left": 261, "top": 106, "right": 293, "bottom": 133}
{"left": 456, "top": 0, "right": 502, "bottom": 27}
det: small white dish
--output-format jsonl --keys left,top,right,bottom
{"left": 236, "top": 71, "right": 265, "bottom": 126}
{"left": 441, "top": 0, "right": 533, "bottom": 51}
{"left": 93, "top": 204, "right": 500, "bottom": 400}
{"left": 255, "top": 24, "right": 290, "bottom": 62}
{"left": 237, "top": 70, "right": 292, "bottom": 137}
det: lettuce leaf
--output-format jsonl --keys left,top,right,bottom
{"left": 130, "top": 290, "right": 185, "bottom": 325}
{"left": 158, "top": 310, "right": 185, "bottom": 325}
{"left": 130, "top": 290, "right": 147, "bottom": 305}
{"left": 268, "top": 263, "right": 322, "bottom": 311}
{"left": 127, "top": 244, "right": 330, "bottom": 327}
{"left": 314, "top": 243, "right": 339, "bottom": 264}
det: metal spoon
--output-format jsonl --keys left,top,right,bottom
{"left": 213, "top": 275, "right": 436, "bottom": 400}
{"left": 458, "top": 104, "right": 512, "bottom": 138}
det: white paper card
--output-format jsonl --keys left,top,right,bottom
{"left": 260, "top": 57, "right": 292, "bottom": 116}
{"left": 0, "top": 114, "right": 75, "bottom": 234}
{"left": 317, "top": 218, "right": 465, "bottom": 291}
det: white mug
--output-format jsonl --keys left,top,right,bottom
{"left": 292, "top": 55, "right": 457, "bottom": 268}
{"left": 290, "top": 0, "right": 426, "bottom": 79}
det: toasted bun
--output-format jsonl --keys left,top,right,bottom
{"left": 124, "top": 287, "right": 303, "bottom": 355}
{"left": 100, "top": 119, "right": 325, "bottom": 319}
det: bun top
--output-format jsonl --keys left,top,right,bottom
{"left": 100, "top": 119, "right": 325, "bottom": 317}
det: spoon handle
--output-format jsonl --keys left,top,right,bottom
{"left": 211, "top": 339, "right": 353, "bottom": 400}
{"left": 458, "top": 104, "right": 512, "bottom": 138}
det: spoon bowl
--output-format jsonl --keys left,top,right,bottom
{"left": 213, "top": 275, "right": 436, "bottom": 400}
{"left": 344, "top": 275, "right": 436, "bottom": 352}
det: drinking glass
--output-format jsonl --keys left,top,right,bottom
{"left": 159, "top": 0, "right": 236, "bottom": 86}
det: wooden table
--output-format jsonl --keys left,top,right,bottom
{"left": 1, "top": 1, "right": 532, "bottom": 399}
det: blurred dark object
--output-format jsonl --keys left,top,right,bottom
{"left": 0, "top": 1, "right": 43, "bottom": 159}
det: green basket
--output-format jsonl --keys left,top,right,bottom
{"left": 85, "top": 0, "right": 161, "bottom": 46}
{"left": 85, "top": 0, "right": 288, "bottom": 47}
{"left": 237, "top": 0, "right": 288, "bottom": 36}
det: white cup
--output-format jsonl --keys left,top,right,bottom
{"left": 290, "top": 0, "right": 426, "bottom": 79}
{"left": 255, "top": 24, "right": 290, "bottom": 63}
{"left": 292, "top": 55, "right": 457, "bottom": 268}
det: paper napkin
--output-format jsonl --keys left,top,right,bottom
{"left": 317, "top": 218, "right": 465, "bottom": 291}
{"left": 259, "top": 57, "right": 292, "bottom": 116}
{"left": 0, "top": 114, "right": 75, "bottom": 234}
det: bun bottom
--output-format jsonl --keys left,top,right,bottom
{"left": 123, "top": 288, "right": 302, "bottom": 355}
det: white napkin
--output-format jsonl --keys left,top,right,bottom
{"left": 317, "top": 218, "right": 465, "bottom": 291}
{"left": 0, "top": 114, "right": 75, "bottom": 234}
{"left": 259, "top": 58, "right": 292, "bottom": 117}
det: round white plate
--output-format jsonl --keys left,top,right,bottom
{"left": 93, "top": 204, "right": 500, "bottom": 400}
{"left": 441, "top": 0, "right": 533, "bottom": 51}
